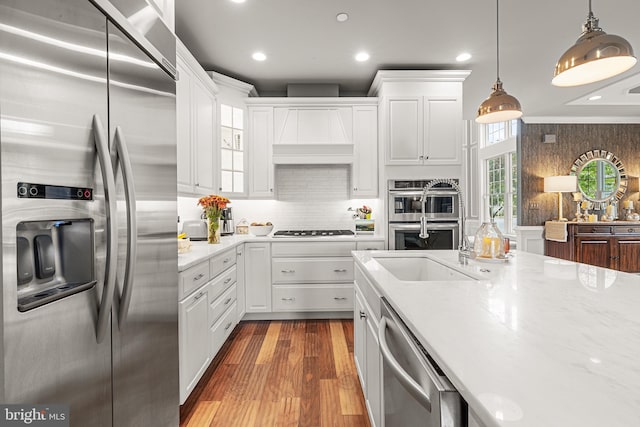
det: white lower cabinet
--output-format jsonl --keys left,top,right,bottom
{"left": 271, "top": 242, "right": 355, "bottom": 312}
{"left": 354, "top": 265, "right": 383, "bottom": 427}
{"left": 245, "top": 242, "right": 272, "bottom": 312}
{"left": 272, "top": 284, "right": 352, "bottom": 311}
{"left": 179, "top": 285, "right": 210, "bottom": 404}
{"left": 210, "top": 302, "right": 237, "bottom": 357}
{"left": 179, "top": 247, "right": 239, "bottom": 404}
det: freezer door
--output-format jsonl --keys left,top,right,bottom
{"left": 0, "top": 1, "right": 112, "bottom": 425}
{"left": 107, "top": 23, "right": 179, "bottom": 426}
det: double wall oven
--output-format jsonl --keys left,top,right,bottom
{"left": 388, "top": 180, "right": 459, "bottom": 250}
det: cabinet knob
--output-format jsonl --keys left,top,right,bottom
{"left": 359, "top": 310, "right": 367, "bottom": 319}
{"left": 194, "top": 292, "right": 205, "bottom": 300}
{"left": 334, "top": 297, "right": 348, "bottom": 301}
{"left": 219, "top": 187, "right": 223, "bottom": 191}
{"left": 629, "top": 228, "right": 634, "bottom": 233}
{"left": 354, "top": 187, "right": 358, "bottom": 191}
{"left": 224, "top": 298, "right": 232, "bottom": 305}
{"left": 333, "top": 269, "right": 348, "bottom": 273}
{"left": 591, "top": 228, "right": 597, "bottom": 233}
{"left": 224, "top": 322, "right": 233, "bottom": 331}
{"left": 425, "top": 156, "right": 429, "bottom": 159}
{"left": 224, "top": 277, "right": 232, "bottom": 284}
{"left": 193, "top": 273, "right": 205, "bottom": 281}
{"left": 419, "top": 155, "right": 424, "bottom": 160}
{"left": 270, "top": 188, "right": 273, "bottom": 192}
{"left": 281, "top": 297, "right": 295, "bottom": 301}
{"left": 610, "top": 256, "right": 620, "bottom": 260}
{"left": 281, "top": 269, "right": 296, "bottom": 273}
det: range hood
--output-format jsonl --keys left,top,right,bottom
{"left": 271, "top": 106, "right": 354, "bottom": 164}
{"left": 272, "top": 143, "right": 353, "bottom": 164}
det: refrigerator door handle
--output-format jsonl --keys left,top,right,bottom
{"left": 112, "top": 126, "right": 137, "bottom": 327}
{"left": 93, "top": 115, "right": 118, "bottom": 343}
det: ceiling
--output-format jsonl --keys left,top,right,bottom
{"left": 175, "top": 0, "right": 640, "bottom": 121}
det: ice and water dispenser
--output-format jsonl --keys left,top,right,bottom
{"left": 16, "top": 182, "right": 97, "bottom": 312}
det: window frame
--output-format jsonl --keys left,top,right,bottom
{"left": 478, "top": 120, "right": 519, "bottom": 236}
{"left": 219, "top": 103, "right": 246, "bottom": 196}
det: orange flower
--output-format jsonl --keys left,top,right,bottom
{"left": 197, "top": 194, "right": 230, "bottom": 210}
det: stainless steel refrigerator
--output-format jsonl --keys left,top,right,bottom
{"left": 0, "top": 0, "right": 179, "bottom": 425}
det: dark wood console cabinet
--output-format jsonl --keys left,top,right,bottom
{"left": 545, "top": 223, "right": 640, "bottom": 273}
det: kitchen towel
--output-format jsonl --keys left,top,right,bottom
{"left": 545, "top": 221, "right": 568, "bottom": 242}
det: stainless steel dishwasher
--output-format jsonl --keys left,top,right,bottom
{"left": 379, "top": 298, "right": 465, "bottom": 426}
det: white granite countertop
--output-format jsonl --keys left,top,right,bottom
{"left": 352, "top": 249, "right": 640, "bottom": 427}
{"left": 178, "top": 234, "right": 384, "bottom": 271}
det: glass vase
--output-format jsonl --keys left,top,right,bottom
{"left": 473, "top": 221, "right": 505, "bottom": 259}
{"left": 207, "top": 215, "right": 221, "bottom": 244}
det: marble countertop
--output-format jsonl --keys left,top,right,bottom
{"left": 178, "top": 234, "right": 384, "bottom": 271}
{"left": 353, "top": 249, "right": 640, "bottom": 427}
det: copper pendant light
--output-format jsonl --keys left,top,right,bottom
{"left": 552, "top": 0, "right": 636, "bottom": 87}
{"left": 476, "top": 0, "right": 522, "bottom": 124}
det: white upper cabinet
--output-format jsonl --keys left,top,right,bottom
{"left": 176, "top": 40, "right": 219, "bottom": 196}
{"left": 385, "top": 96, "right": 462, "bottom": 166}
{"left": 274, "top": 107, "right": 353, "bottom": 144}
{"left": 352, "top": 105, "right": 378, "bottom": 197}
{"left": 369, "top": 70, "right": 470, "bottom": 167}
{"left": 387, "top": 97, "right": 422, "bottom": 164}
{"left": 248, "top": 106, "right": 274, "bottom": 198}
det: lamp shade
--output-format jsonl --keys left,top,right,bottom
{"left": 544, "top": 175, "right": 577, "bottom": 193}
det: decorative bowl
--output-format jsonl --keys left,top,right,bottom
{"left": 249, "top": 225, "right": 274, "bottom": 236}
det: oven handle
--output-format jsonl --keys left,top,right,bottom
{"left": 390, "top": 222, "right": 458, "bottom": 231}
{"left": 378, "top": 316, "right": 432, "bottom": 412}
{"left": 390, "top": 190, "right": 459, "bottom": 197}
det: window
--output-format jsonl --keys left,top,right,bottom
{"left": 485, "top": 120, "right": 518, "bottom": 146}
{"left": 220, "top": 104, "right": 244, "bottom": 193}
{"left": 486, "top": 152, "right": 517, "bottom": 234}
{"left": 480, "top": 120, "right": 519, "bottom": 235}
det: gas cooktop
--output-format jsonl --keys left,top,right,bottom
{"left": 272, "top": 229, "right": 355, "bottom": 238}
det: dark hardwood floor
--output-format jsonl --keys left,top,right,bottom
{"left": 180, "top": 319, "right": 370, "bottom": 427}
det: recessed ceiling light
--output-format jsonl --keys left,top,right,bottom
{"left": 336, "top": 13, "right": 349, "bottom": 22}
{"left": 355, "top": 52, "right": 370, "bottom": 62}
{"left": 588, "top": 95, "right": 602, "bottom": 101}
{"left": 230, "top": 0, "right": 246, "bottom": 3}
{"left": 456, "top": 52, "right": 472, "bottom": 62}
{"left": 252, "top": 52, "right": 266, "bottom": 61}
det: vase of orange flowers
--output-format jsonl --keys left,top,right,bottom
{"left": 198, "top": 194, "right": 230, "bottom": 244}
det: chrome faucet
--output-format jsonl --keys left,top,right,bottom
{"left": 419, "top": 179, "right": 472, "bottom": 264}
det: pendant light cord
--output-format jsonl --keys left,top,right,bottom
{"left": 496, "top": 0, "right": 500, "bottom": 82}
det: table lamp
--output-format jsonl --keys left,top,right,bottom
{"left": 544, "top": 175, "right": 577, "bottom": 221}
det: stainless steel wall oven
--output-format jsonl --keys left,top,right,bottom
{"left": 388, "top": 180, "right": 460, "bottom": 250}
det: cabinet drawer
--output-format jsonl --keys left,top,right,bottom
{"left": 575, "top": 225, "right": 611, "bottom": 235}
{"left": 612, "top": 226, "right": 640, "bottom": 235}
{"left": 210, "top": 302, "right": 237, "bottom": 357}
{"left": 272, "top": 242, "right": 356, "bottom": 257}
{"left": 356, "top": 241, "right": 385, "bottom": 250}
{"left": 180, "top": 261, "right": 210, "bottom": 299}
{"left": 272, "top": 258, "right": 354, "bottom": 283}
{"left": 272, "top": 284, "right": 353, "bottom": 311}
{"left": 210, "top": 248, "right": 236, "bottom": 278}
{"left": 209, "top": 284, "right": 236, "bottom": 327}
{"left": 208, "top": 265, "right": 237, "bottom": 302}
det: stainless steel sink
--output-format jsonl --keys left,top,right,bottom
{"left": 373, "top": 256, "right": 477, "bottom": 282}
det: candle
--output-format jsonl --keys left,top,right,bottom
{"left": 588, "top": 214, "right": 597, "bottom": 222}
{"left": 573, "top": 192, "right": 582, "bottom": 202}
{"left": 623, "top": 200, "right": 630, "bottom": 209}
{"left": 581, "top": 201, "right": 589, "bottom": 209}
{"left": 606, "top": 205, "right": 613, "bottom": 216}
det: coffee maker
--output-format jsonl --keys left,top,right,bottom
{"left": 220, "top": 207, "right": 234, "bottom": 235}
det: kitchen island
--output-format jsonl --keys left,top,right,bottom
{"left": 353, "top": 250, "right": 640, "bottom": 427}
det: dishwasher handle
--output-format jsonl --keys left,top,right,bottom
{"left": 378, "top": 316, "right": 432, "bottom": 412}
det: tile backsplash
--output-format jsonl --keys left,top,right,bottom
{"left": 178, "top": 164, "right": 381, "bottom": 232}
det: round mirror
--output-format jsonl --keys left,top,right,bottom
{"left": 570, "top": 150, "right": 627, "bottom": 209}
